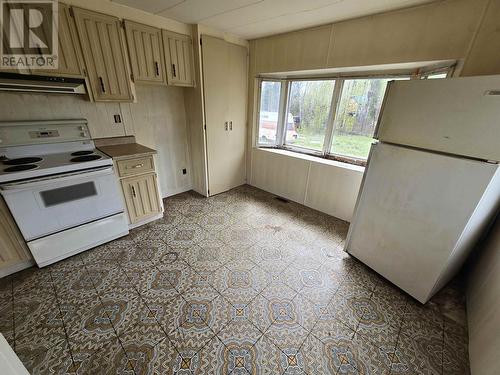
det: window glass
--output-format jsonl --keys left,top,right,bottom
{"left": 258, "top": 81, "right": 281, "bottom": 145}
{"left": 425, "top": 72, "right": 448, "bottom": 79}
{"left": 330, "top": 78, "right": 407, "bottom": 159}
{"left": 285, "top": 80, "right": 335, "bottom": 151}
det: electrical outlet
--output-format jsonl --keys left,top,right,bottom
{"left": 182, "top": 168, "right": 187, "bottom": 175}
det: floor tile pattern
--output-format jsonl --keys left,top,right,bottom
{"left": 0, "top": 185, "right": 469, "bottom": 374}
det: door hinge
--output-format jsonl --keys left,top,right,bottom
{"left": 120, "top": 20, "right": 125, "bottom": 29}
{"left": 69, "top": 7, "right": 74, "bottom": 17}
{"left": 130, "top": 73, "right": 134, "bottom": 81}
{"left": 200, "top": 37, "right": 202, "bottom": 46}
{"left": 204, "top": 124, "right": 206, "bottom": 130}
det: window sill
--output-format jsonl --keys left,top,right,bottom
{"left": 254, "top": 147, "right": 365, "bottom": 173}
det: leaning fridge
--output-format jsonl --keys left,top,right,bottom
{"left": 344, "top": 75, "right": 500, "bottom": 303}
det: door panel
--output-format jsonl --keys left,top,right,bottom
{"left": 124, "top": 20, "right": 165, "bottom": 84}
{"left": 163, "top": 30, "right": 195, "bottom": 87}
{"left": 227, "top": 43, "right": 248, "bottom": 190}
{"left": 377, "top": 76, "right": 500, "bottom": 161}
{"left": 73, "top": 7, "right": 133, "bottom": 101}
{"left": 121, "top": 173, "right": 161, "bottom": 223}
{"left": 30, "top": 3, "right": 83, "bottom": 77}
{"left": 0, "top": 197, "right": 32, "bottom": 276}
{"left": 202, "top": 36, "right": 247, "bottom": 195}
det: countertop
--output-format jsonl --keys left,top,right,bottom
{"left": 97, "top": 143, "right": 156, "bottom": 160}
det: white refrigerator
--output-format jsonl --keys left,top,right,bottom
{"left": 345, "top": 75, "right": 500, "bottom": 303}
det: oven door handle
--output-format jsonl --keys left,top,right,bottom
{"left": 0, "top": 166, "right": 114, "bottom": 191}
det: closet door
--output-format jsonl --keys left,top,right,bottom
{"left": 72, "top": 7, "right": 133, "bottom": 101}
{"left": 202, "top": 35, "right": 247, "bottom": 196}
{"left": 226, "top": 43, "right": 248, "bottom": 190}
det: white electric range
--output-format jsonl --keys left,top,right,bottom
{"left": 0, "top": 119, "right": 129, "bottom": 267}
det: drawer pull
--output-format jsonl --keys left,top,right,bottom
{"left": 131, "top": 185, "right": 137, "bottom": 197}
{"left": 131, "top": 163, "right": 144, "bottom": 169}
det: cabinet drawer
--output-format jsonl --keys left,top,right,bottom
{"left": 117, "top": 156, "right": 154, "bottom": 177}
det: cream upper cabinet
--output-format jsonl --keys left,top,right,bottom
{"left": 0, "top": 2, "right": 83, "bottom": 77}
{"left": 124, "top": 21, "right": 165, "bottom": 85}
{"left": 162, "top": 30, "right": 195, "bottom": 87}
{"left": 72, "top": 7, "right": 133, "bottom": 102}
{"left": 32, "top": 3, "right": 84, "bottom": 77}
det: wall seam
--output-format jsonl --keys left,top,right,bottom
{"left": 462, "top": 0, "right": 492, "bottom": 74}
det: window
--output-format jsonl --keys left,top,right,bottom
{"left": 286, "top": 80, "right": 335, "bottom": 151}
{"left": 256, "top": 75, "right": 413, "bottom": 164}
{"left": 257, "top": 81, "right": 281, "bottom": 145}
{"left": 423, "top": 72, "right": 448, "bottom": 79}
{"left": 330, "top": 78, "right": 409, "bottom": 159}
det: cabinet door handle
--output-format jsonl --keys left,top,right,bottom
{"left": 99, "top": 77, "right": 106, "bottom": 93}
{"left": 172, "top": 63, "right": 176, "bottom": 77}
{"left": 131, "top": 185, "right": 137, "bottom": 198}
{"left": 229, "top": 121, "right": 233, "bottom": 131}
{"left": 131, "top": 163, "right": 144, "bottom": 169}
{"left": 154, "top": 61, "right": 159, "bottom": 76}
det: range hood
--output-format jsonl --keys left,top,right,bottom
{"left": 0, "top": 72, "right": 86, "bottom": 94}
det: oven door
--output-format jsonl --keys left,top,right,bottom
{"left": 0, "top": 166, "right": 125, "bottom": 241}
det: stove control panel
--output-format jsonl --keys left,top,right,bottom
{"left": 29, "top": 130, "right": 60, "bottom": 139}
{"left": 0, "top": 120, "right": 91, "bottom": 147}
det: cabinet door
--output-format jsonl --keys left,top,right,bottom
{"left": 162, "top": 30, "right": 195, "bottom": 87}
{"left": 121, "top": 173, "right": 161, "bottom": 224}
{"left": 124, "top": 21, "right": 165, "bottom": 84}
{"left": 56, "top": 4, "right": 84, "bottom": 76}
{"left": 72, "top": 7, "right": 133, "bottom": 101}
{"left": 31, "top": 3, "right": 84, "bottom": 77}
{"left": 0, "top": 197, "right": 32, "bottom": 277}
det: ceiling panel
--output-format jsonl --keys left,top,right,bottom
{"left": 113, "top": 0, "right": 183, "bottom": 14}
{"left": 112, "top": 0, "right": 437, "bottom": 39}
{"left": 157, "top": 0, "right": 264, "bottom": 24}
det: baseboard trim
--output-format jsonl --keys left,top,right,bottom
{"left": 0, "top": 259, "right": 35, "bottom": 278}
{"left": 128, "top": 212, "right": 164, "bottom": 230}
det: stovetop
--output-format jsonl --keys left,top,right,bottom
{"left": 0, "top": 149, "right": 112, "bottom": 184}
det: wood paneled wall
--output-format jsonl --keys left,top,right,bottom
{"left": 466, "top": 216, "right": 500, "bottom": 375}
{"left": 250, "top": 0, "right": 493, "bottom": 75}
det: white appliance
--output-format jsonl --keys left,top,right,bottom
{"left": 345, "top": 75, "right": 500, "bottom": 303}
{"left": 0, "top": 119, "right": 129, "bottom": 267}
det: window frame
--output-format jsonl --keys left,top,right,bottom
{"left": 255, "top": 66, "right": 454, "bottom": 166}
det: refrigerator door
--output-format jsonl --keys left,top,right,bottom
{"left": 376, "top": 75, "right": 500, "bottom": 161}
{"left": 345, "top": 143, "right": 499, "bottom": 303}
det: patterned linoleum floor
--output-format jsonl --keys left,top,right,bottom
{"left": 0, "top": 185, "right": 469, "bottom": 374}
